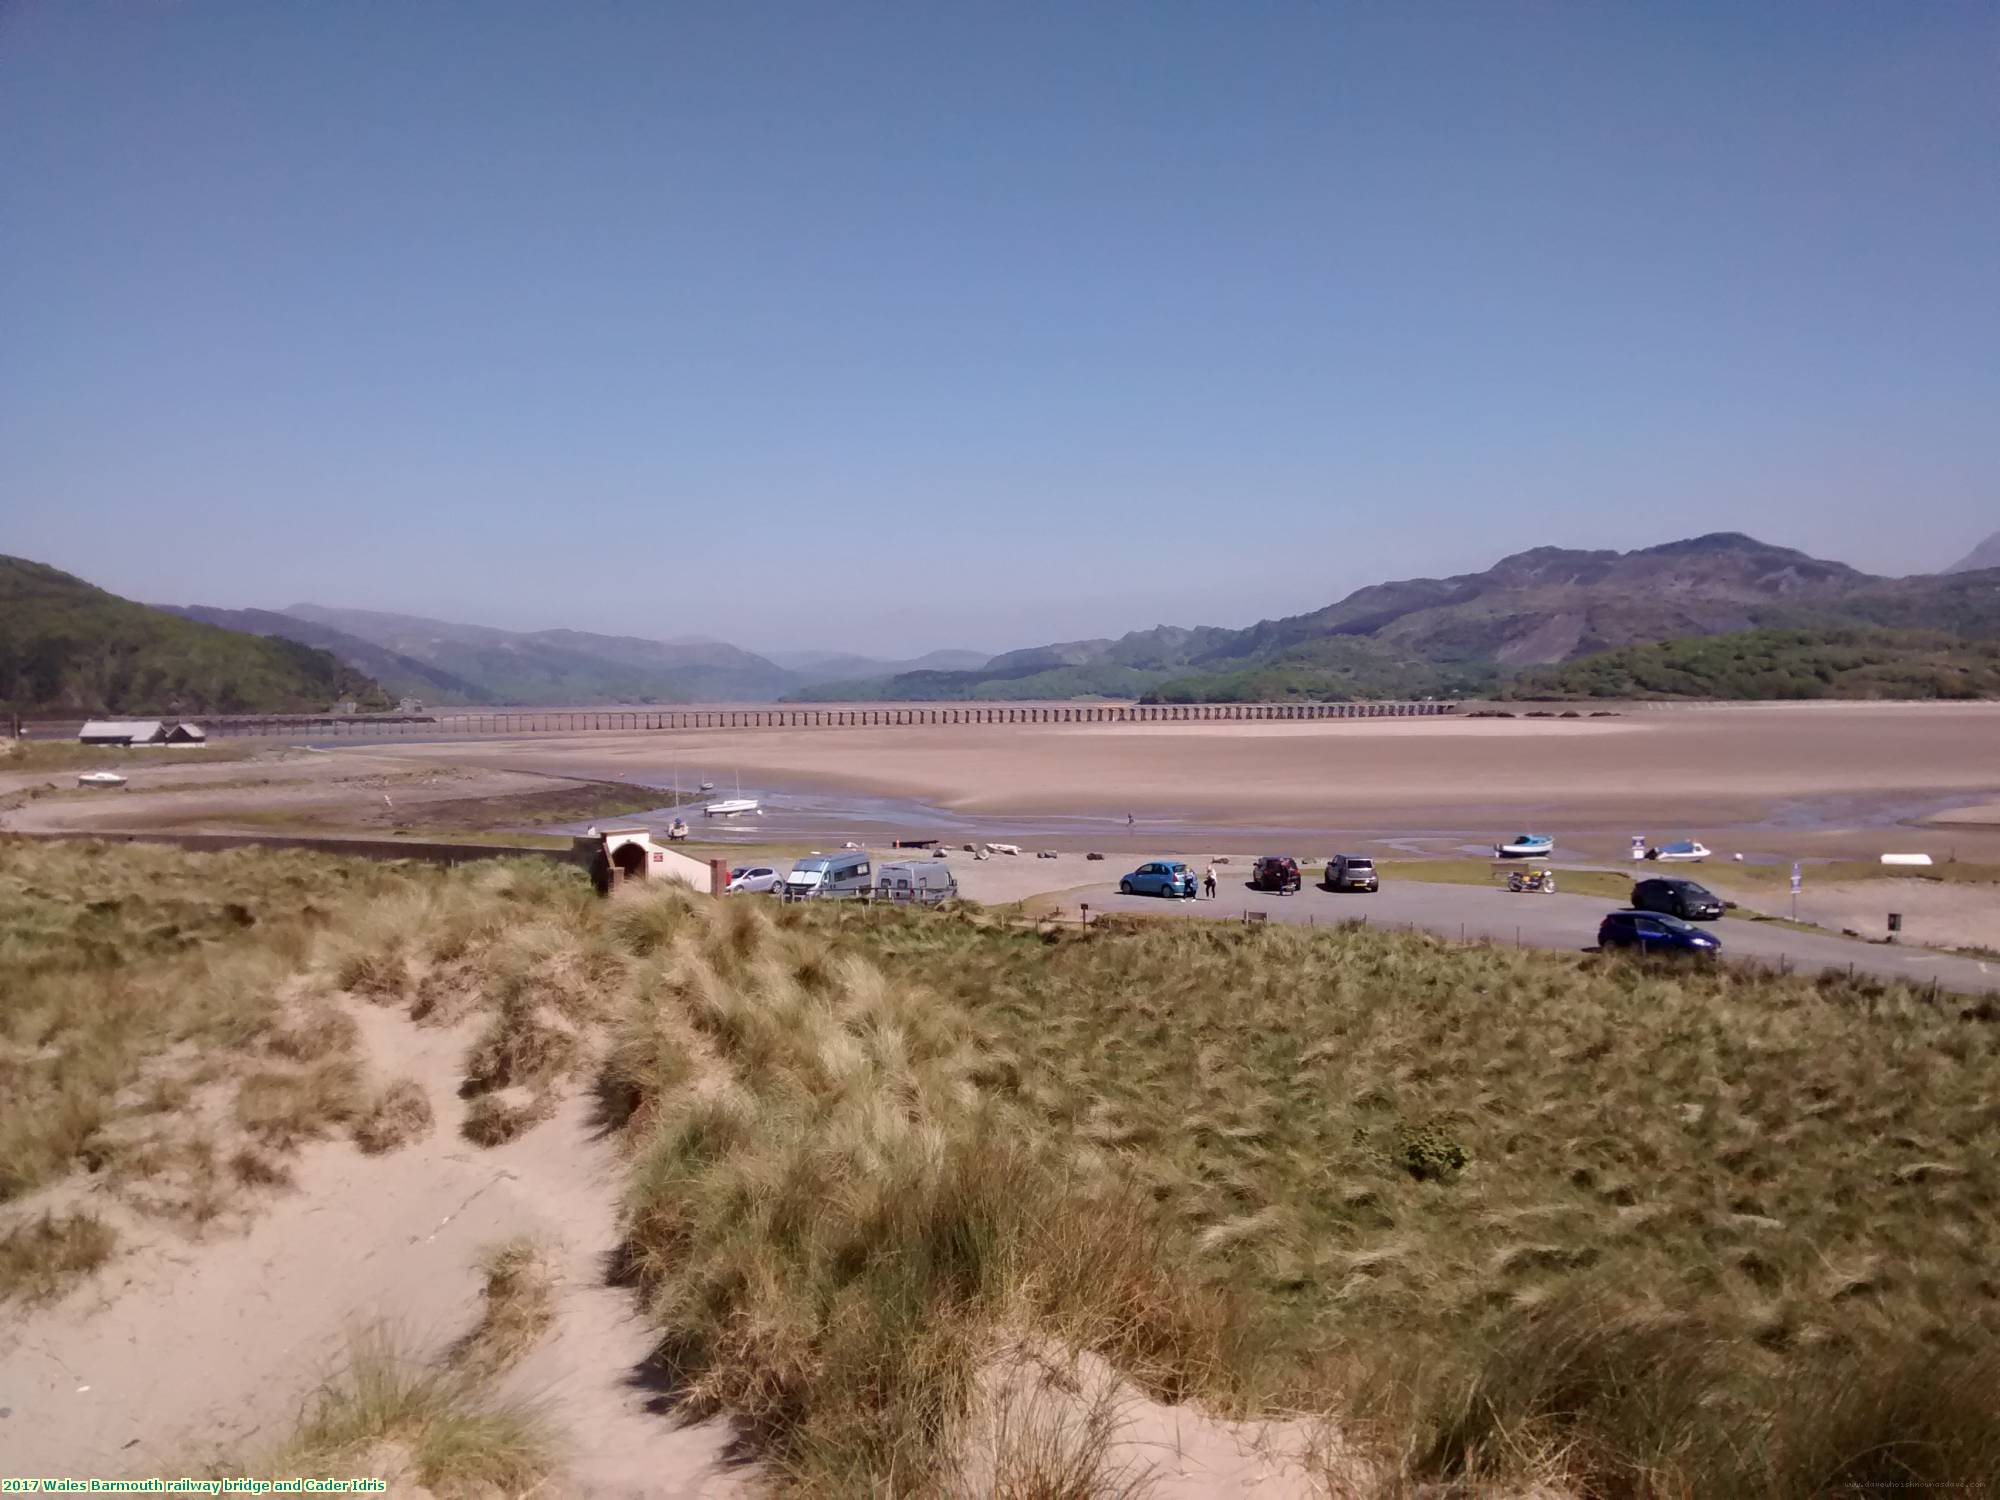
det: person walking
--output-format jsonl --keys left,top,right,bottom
{"left": 1204, "top": 863, "right": 1218, "bottom": 900}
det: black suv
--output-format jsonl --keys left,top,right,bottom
{"left": 1252, "top": 855, "right": 1303, "bottom": 893}
{"left": 1631, "top": 877, "right": 1725, "bottom": 921}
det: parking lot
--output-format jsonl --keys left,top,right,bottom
{"left": 1058, "top": 871, "right": 2000, "bottom": 998}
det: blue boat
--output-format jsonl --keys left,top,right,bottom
{"left": 1495, "top": 833, "right": 1555, "bottom": 859}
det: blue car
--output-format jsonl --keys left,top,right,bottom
{"left": 1598, "top": 909, "right": 1721, "bottom": 956}
{"left": 1120, "top": 860, "right": 1197, "bottom": 899}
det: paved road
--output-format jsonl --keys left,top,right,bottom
{"left": 1065, "top": 877, "right": 2000, "bottom": 998}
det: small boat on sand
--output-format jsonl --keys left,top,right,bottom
{"left": 1646, "top": 839, "right": 1711, "bottom": 863}
{"left": 1494, "top": 833, "right": 1554, "bottom": 859}
{"left": 77, "top": 771, "right": 128, "bottom": 789}
{"left": 703, "top": 771, "right": 760, "bottom": 817}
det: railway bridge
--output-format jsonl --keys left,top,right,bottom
{"left": 194, "top": 700, "right": 1458, "bottom": 737}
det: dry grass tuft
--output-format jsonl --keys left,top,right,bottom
{"left": 461, "top": 1090, "right": 553, "bottom": 1148}
{"left": 266, "top": 1000, "right": 360, "bottom": 1062}
{"left": 464, "top": 1000, "right": 581, "bottom": 1094}
{"left": 452, "top": 1238, "right": 558, "bottom": 1379}
{"left": 234, "top": 1057, "right": 364, "bottom": 1149}
{"left": 270, "top": 1328, "right": 554, "bottom": 1498}
{"left": 229, "top": 1146, "right": 294, "bottom": 1190}
{"left": 0, "top": 1208, "right": 118, "bottom": 1304}
{"left": 960, "top": 1349, "right": 1157, "bottom": 1500}
{"left": 351, "top": 1078, "right": 435, "bottom": 1155}
{"left": 334, "top": 946, "right": 410, "bottom": 1002}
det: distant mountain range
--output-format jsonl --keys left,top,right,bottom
{"left": 786, "top": 533, "right": 2000, "bottom": 703}
{"left": 1, "top": 558, "right": 384, "bottom": 716}
{"left": 163, "top": 602, "right": 994, "bottom": 706}
{"left": 1947, "top": 530, "right": 2000, "bottom": 574}
{"left": 11, "top": 530, "right": 1996, "bottom": 716}
{"left": 766, "top": 648, "right": 994, "bottom": 685}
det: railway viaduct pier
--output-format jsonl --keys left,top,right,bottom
{"left": 197, "top": 700, "right": 1458, "bottom": 738}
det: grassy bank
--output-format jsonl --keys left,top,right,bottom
{"left": 589, "top": 894, "right": 2000, "bottom": 1494}
{"left": 1725, "top": 858, "right": 2000, "bottom": 888}
{"left": 380, "top": 779, "right": 699, "bottom": 835}
{"left": 10, "top": 841, "right": 1998, "bottom": 1494}
{"left": 1, "top": 741, "right": 255, "bottom": 774}
{"left": 0, "top": 838, "right": 450, "bottom": 1300}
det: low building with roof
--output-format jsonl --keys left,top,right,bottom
{"left": 77, "top": 719, "right": 168, "bottom": 747}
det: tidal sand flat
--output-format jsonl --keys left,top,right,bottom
{"left": 389, "top": 702, "right": 2000, "bottom": 863}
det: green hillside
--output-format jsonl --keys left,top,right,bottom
{"left": 0, "top": 557, "right": 388, "bottom": 715}
{"left": 1142, "top": 637, "right": 1496, "bottom": 703}
{"left": 796, "top": 661, "right": 1172, "bottom": 701}
{"left": 1504, "top": 626, "right": 2000, "bottom": 701}
{"left": 796, "top": 536, "right": 2000, "bottom": 705}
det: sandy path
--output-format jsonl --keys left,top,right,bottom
{"left": 0, "top": 1006, "right": 745, "bottom": 1495}
{"left": 0, "top": 751, "right": 578, "bottom": 836}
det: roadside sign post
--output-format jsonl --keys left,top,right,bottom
{"left": 1631, "top": 835, "right": 1646, "bottom": 862}
{"left": 1790, "top": 861, "right": 1802, "bottom": 922}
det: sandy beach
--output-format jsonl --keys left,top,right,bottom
{"left": 364, "top": 702, "right": 2000, "bottom": 863}
{"left": 11, "top": 703, "right": 2000, "bottom": 867}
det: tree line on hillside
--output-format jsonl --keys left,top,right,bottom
{"left": 1503, "top": 627, "right": 2000, "bottom": 701}
{"left": 0, "top": 556, "right": 388, "bottom": 716}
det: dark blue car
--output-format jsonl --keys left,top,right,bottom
{"left": 1598, "top": 909, "right": 1722, "bottom": 956}
{"left": 1120, "top": 860, "right": 1197, "bottom": 899}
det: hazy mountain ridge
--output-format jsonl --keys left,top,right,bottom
{"left": 281, "top": 604, "right": 798, "bottom": 704}
{"left": 1946, "top": 531, "right": 2000, "bottom": 575}
{"left": 1, "top": 558, "right": 385, "bottom": 715}
{"left": 174, "top": 601, "right": 989, "bottom": 705}
{"left": 164, "top": 605, "right": 485, "bottom": 704}
{"left": 765, "top": 648, "right": 993, "bottom": 684}
{"left": 787, "top": 534, "right": 1999, "bottom": 703}
{"left": 39, "top": 532, "right": 1997, "bottom": 713}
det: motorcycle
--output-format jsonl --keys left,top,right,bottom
{"left": 1508, "top": 869, "right": 1557, "bottom": 894}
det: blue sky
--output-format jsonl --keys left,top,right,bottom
{"left": 4, "top": 1, "right": 1995, "bottom": 656}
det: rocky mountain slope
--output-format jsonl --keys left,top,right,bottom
{"left": 1946, "top": 530, "right": 2000, "bottom": 574}
{"left": 790, "top": 534, "right": 1999, "bottom": 702}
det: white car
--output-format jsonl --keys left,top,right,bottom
{"left": 726, "top": 865, "right": 785, "bottom": 894}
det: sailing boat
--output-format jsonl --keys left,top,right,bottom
{"left": 666, "top": 761, "right": 690, "bottom": 840}
{"left": 704, "top": 771, "right": 760, "bottom": 818}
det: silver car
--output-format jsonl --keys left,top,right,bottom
{"left": 726, "top": 864, "right": 785, "bottom": 894}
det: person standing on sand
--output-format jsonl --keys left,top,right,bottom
{"left": 1204, "top": 864, "right": 1217, "bottom": 900}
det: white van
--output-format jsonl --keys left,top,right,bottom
{"left": 781, "top": 849, "right": 873, "bottom": 900}
{"left": 874, "top": 860, "right": 958, "bottom": 906}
